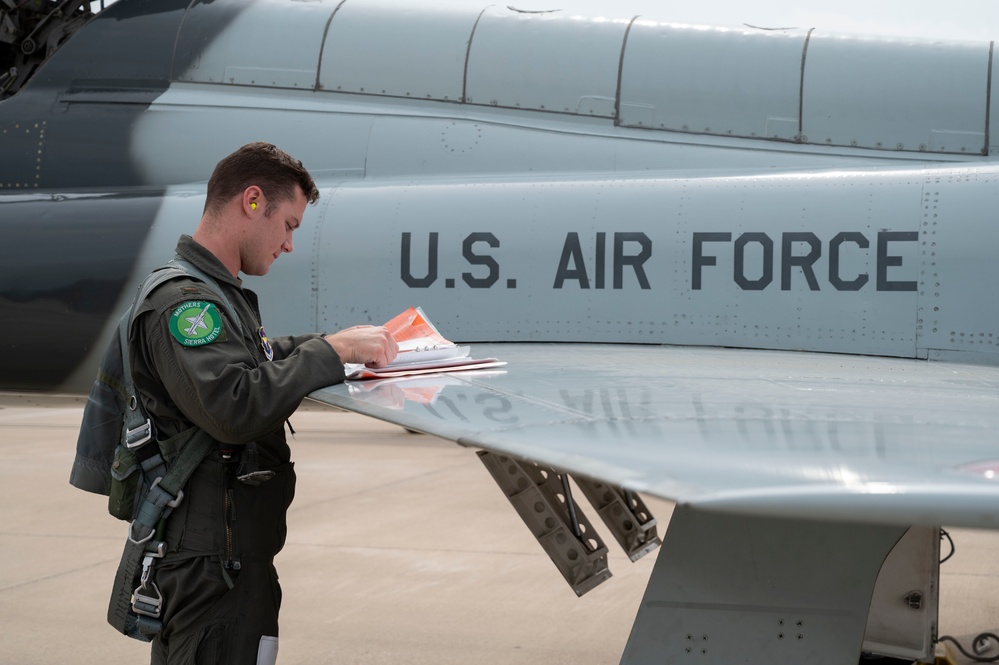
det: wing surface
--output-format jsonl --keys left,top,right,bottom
{"left": 309, "top": 343, "right": 999, "bottom": 529}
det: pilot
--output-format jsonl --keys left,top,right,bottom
{"left": 129, "top": 142, "right": 398, "bottom": 664}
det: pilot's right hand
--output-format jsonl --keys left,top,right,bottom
{"left": 325, "top": 325, "right": 398, "bottom": 368}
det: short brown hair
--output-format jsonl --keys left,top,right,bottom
{"left": 204, "top": 142, "right": 319, "bottom": 217}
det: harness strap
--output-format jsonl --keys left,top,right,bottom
{"left": 122, "top": 258, "right": 242, "bottom": 455}
{"left": 108, "top": 428, "right": 215, "bottom": 640}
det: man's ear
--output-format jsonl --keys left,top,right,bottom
{"left": 242, "top": 185, "right": 263, "bottom": 217}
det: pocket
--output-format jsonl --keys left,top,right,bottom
{"left": 107, "top": 444, "right": 143, "bottom": 521}
{"left": 232, "top": 462, "right": 296, "bottom": 557}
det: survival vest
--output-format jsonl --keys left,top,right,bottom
{"left": 70, "top": 257, "right": 243, "bottom": 640}
{"left": 70, "top": 257, "right": 241, "bottom": 502}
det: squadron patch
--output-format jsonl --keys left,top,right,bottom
{"left": 257, "top": 326, "right": 274, "bottom": 361}
{"left": 169, "top": 301, "right": 224, "bottom": 347}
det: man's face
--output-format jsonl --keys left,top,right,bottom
{"left": 242, "top": 187, "right": 308, "bottom": 276}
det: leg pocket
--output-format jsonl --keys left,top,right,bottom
{"left": 194, "top": 622, "right": 228, "bottom": 665}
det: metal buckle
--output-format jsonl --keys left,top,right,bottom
{"left": 148, "top": 476, "right": 184, "bottom": 509}
{"left": 131, "top": 584, "right": 163, "bottom": 618}
{"left": 127, "top": 523, "right": 166, "bottom": 558}
{"left": 131, "top": 555, "right": 164, "bottom": 618}
{"left": 125, "top": 418, "right": 153, "bottom": 449}
{"left": 128, "top": 520, "right": 155, "bottom": 546}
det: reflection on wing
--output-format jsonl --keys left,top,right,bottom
{"left": 310, "top": 343, "right": 999, "bottom": 529}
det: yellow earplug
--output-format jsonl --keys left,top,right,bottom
{"left": 250, "top": 202, "right": 257, "bottom": 210}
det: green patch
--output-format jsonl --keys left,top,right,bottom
{"left": 169, "top": 301, "right": 224, "bottom": 347}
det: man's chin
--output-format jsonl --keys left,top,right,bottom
{"left": 243, "top": 264, "right": 271, "bottom": 277}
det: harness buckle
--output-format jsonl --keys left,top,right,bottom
{"left": 127, "top": 520, "right": 154, "bottom": 546}
{"left": 125, "top": 418, "right": 153, "bottom": 449}
{"left": 148, "top": 476, "right": 184, "bottom": 509}
{"left": 126, "top": 522, "right": 167, "bottom": 557}
{"left": 131, "top": 555, "right": 164, "bottom": 618}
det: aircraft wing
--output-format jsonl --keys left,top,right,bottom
{"left": 310, "top": 342, "right": 999, "bottom": 530}
{"left": 312, "top": 343, "right": 999, "bottom": 662}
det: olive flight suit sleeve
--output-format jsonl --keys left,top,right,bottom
{"left": 132, "top": 283, "right": 346, "bottom": 445}
{"left": 269, "top": 333, "right": 327, "bottom": 362}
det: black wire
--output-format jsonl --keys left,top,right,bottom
{"left": 940, "top": 528, "right": 956, "bottom": 564}
{"left": 935, "top": 530, "right": 999, "bottom": 662}
{"left": 938, "top": 634, "right": 999, "bottom": 663}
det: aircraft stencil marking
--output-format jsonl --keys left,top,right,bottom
{"left": 554, "top": 232, "right": 652, "bottom": 290}
{"left": 693, "top": 230, "right": 919, "bottom": 291}
{"left": 400, "top": 230, "right": 917, "bottom": 292}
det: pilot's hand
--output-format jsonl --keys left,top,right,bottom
{"left": 325, "top": 325, "right": 398, "bottom": 368}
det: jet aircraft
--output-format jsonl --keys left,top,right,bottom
{"left": 2, "top": 0, "right": 999, "bottom": 663}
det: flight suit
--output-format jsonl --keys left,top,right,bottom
{"left": 129, "top": 235, "right": 345, "bottom": 664}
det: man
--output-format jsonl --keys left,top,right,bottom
{"left": 129, "top": 142, "right": 397, "bottom": 663}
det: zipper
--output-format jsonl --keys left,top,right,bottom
{"left": 224, "top": 489, "right": 239, "bottom": 569}
{"left": 221, "top": 453, "right": 241, "bottom": 574}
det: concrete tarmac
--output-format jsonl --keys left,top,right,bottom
{"left": 1, "top": 394, "right": 997, "bottom": 665}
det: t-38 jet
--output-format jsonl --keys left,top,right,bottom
{"left": 2, "top": 1, "right": 999, "bottom": 662}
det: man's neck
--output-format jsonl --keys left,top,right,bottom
{"left": 192, "top": 221, "right": 241, "bottom": 279}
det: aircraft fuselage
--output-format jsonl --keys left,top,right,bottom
{"left": 1, "top": 0, "right": 997, "bottom": 391}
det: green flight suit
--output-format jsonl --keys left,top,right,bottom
{"left": 129, "top": 235, "right": 345, "bottom": 664}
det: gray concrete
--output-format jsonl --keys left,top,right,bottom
{"left": 0, "top": 395, "right": 996, "bottom": 664}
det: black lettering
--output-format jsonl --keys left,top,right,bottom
{"left": 401, "top": 232, "right": 437, "bottom": 287}
{"left": 781, "top": 232, "right": 821, "bottom": 291}
{"left": 595, "top": 232, "right": 606, "bottom": 290}
{"left": 554, "top": 232, "right": 589, "bottom": 289}
{"left": 613, "top": 232, "right": 652, "bottom": 289}
{"left": 734, "top": 232, "right": 773, "bottom": 290}
{"left": 877, "top": 231, "right": 918, "bottom": 292}
{"left": 829, "top": 232, "right": 869, "bottom": 291}
{"left": 462, "top": 232, "right": 500, "bottom": 288}
{"left": 692, "top": 232, "right": 731, "bottom": 290}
